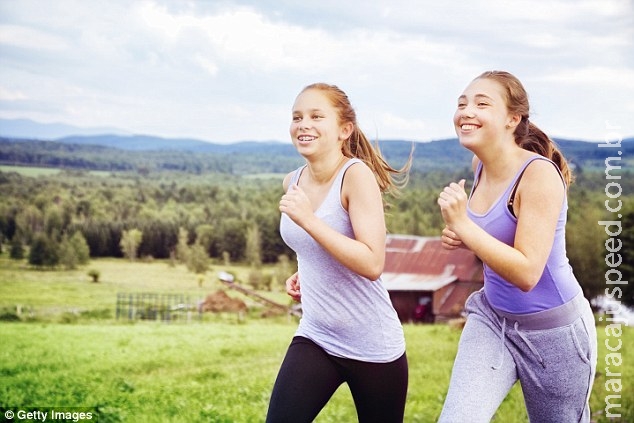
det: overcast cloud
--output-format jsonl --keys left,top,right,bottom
{"left": 0, "top": 0, "right": 632, "bottom": 143}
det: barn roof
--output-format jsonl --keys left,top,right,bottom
{"left": 381, "top": 234, "right": 483, "bottom": 292}
{"left": 381, "top": 272, "right": 456, "bottom": 291}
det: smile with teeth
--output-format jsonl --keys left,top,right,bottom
{"left": 298, "top": 135, "right": 316, "bottom": 141}
{"left": 461, "top": 124, "right": 479, "bottom": 131}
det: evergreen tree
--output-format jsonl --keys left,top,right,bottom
{"left": 9, "top": 238, "right": 24, "bottom": 260}
{"left": 28, "top": 233, "right": 59, "bottom": 268}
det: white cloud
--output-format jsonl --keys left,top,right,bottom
{"left": 372, "top": 112, "right": 428, "bottom": 141}
{"left": 539, "top": 66, "right": 634, "bottom": 88}
{"left": 0, "top": 0, "right": 631, "bottom": 142}
{"left": 0, "top": 86, "right": 27, "bottom": 101}
{"left": 0, "top": 24, "right": 69, "bottom": 50}
{"left": 194, "top": 54, "right": 220, "bottom": 76}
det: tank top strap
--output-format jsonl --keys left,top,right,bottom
{"left": 508, "top": 156, "right": 546, "bottom": 195}
{"left": 336, "top": 158, "right": 362, "bottom": 185}
{"left": 507, "top": 156, "right": 564, "bottom": 208}
{"left": 470, "top": 160, "right": 484, "bottom": 201}
{"left": 288, "top": 158, "right": 362, "bottom": 194}
{"left": 471, "top": 156, "right": 561, "bottom": 201}
{"left": 322, "top": 158, "right": 362, "bottom": 205}
{"left": 289, "top": 165, "right": 307, "bottom": 186}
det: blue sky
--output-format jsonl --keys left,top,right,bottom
{"left": 0, "top": 0, "right": 632, "bottom": 143}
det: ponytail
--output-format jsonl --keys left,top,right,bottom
{"left": 515, "top": 118, "right": 573, "bottom": 186}
{"left": 343, "top": 127, "right": 412, "bottom": 195}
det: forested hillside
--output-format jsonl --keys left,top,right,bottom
{"left": 0, "top": 134, "right": 632, "bottom": 305}
{"left": 2, "top": 136, "right": 632, "bottom": 174}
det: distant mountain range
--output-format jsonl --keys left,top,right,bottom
{"left": 0, "top": 118, "right": 131, "bottom": 140}
{"left": 0, "top": 118, "right": 632, "bottom": 174}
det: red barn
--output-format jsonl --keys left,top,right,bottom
{"left": 382, "top": 234, "right": 483, "bottom": 323}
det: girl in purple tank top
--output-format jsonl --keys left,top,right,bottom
{"left": 437, "top": 71, "right": 597, "bottom": 422}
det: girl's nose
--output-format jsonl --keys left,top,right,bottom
{"left": 462, "top": 106, "right": 475, "bottom": 119}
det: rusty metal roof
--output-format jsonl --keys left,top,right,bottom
{"left": 382, "top": 234, "right": 483, "bottom": 292}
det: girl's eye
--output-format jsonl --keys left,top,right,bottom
{"left": 478, "top": 102, "right": 489, "bottom": 107}
{"left": 292, "top": 115, "right": 301, "bottom": 122}
{"left": 312, "top": 115, "right": 323, "bottom": 120}
{"left": 457, "top": 103, "right": 466, "bottom": 108}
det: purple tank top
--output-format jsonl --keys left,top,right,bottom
{"left": 467, "top": 156, "right": 582, "bottom": 313}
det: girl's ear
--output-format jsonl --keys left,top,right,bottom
{"left": 506, "top": 113, "right": 522, "bottom": 130}
{"left": 339, "top": 122, "right": 354, "bottom": 140}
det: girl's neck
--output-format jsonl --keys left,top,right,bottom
{"left": 477, "top": 144, "right": 527, "bottom": 183}
{"left": 306, "top": 153, "right": 347, "bottom": 185}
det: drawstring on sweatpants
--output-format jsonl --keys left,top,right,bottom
{"left": 492, "top": 318, "right": 546, "bottom": 370}
{"left": 514, "top": 321, "right": 545, "bottom": 368}
{"left": 492, "top": 317, "right": 506, "bottom": 370}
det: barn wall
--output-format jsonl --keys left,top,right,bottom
{"left": 388, "top": 291, "right": 434, "bottom": 323}
{"left": 388, "top": 291, "right": 420, "bottom": 322}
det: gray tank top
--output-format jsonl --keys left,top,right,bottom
{"left": 279, "top": 158, "right": 405, "bottom": 362}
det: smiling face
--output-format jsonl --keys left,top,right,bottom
{"left": 290, "top": 88, "right": 351, "bottom": 157}
{"left": 453, "top": 77, "right": 519, "bottom": 153}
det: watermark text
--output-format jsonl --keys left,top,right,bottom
{"left": 598, "top": 121, "right": 627, "bottom": 418}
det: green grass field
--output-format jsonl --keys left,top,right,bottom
{"left": 0, "top": 165, "right": 62, "bottom": 177}
{"left": 1, "top": 256, "right": 632, "bottom": 422}
{"left": 0, "top": 165, "right": 112, "bottom": 178}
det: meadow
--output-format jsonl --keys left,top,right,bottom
{"left": 0, "top": 165, "right": 112, "bottom": 178}
{"left": 1, "top": 256, "right": 633, "bottom": 422}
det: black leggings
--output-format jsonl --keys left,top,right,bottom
{"left": 266, "top": 336, "right": 408, "bottom": 423}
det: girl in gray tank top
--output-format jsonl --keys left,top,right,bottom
{"left": 266, "top": 83, "right": 412, "bottom": 423}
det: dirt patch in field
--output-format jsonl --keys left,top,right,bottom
{"left": 199, "top": 290, "right": 247, "bottom": 313}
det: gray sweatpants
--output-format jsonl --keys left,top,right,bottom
{"left": 439, "top": 290, "right": 597, "bottom": 423}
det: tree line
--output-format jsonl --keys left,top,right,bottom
{"left": 5, "top": 137, "right": 632, "bottom": 175}
{"left": 0, "top": 165, "right": 632, "bottom": 306}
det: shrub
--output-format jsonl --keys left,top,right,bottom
{"left": 9, "top": 238, "right": 24, "bottom": 260}
{"left": 0, "top": 306, "right": 21, "bottom": 322}
{"left": 88, "top": 269, "right": 101, "bottom": 283}
{"left": 248, "top": 269, "right": 272, "bottom": 291}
